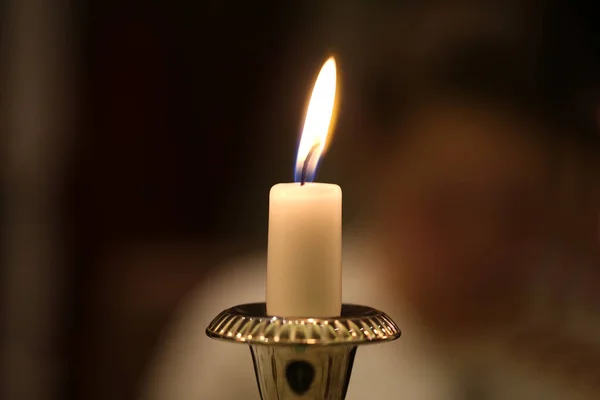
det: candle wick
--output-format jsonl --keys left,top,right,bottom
{"left": 300, "top": 144, "right": 319, "bottom": 186}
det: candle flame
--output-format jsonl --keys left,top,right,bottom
{"left": 294, "top": 56, "right": 338, "bottom": 183}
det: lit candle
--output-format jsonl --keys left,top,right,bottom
{"left": 266, "top": 56, "right": 341, "bottom": 318}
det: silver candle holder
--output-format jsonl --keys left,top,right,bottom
{"left": 206, "top": 303, "right": 401, "bottom": 399}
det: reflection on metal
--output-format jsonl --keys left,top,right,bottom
{"left": 206, "top": 303, "right": 401, "bottom": 399}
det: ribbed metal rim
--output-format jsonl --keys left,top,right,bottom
{"left": 206, "top": 303, "right": 401, "bottom": 346}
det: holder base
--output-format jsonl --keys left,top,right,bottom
{"left": 206, "top": 303, "right": 401, "bottom": 346}
{"left": 206, "top": 303, "right": 400, "bottom": 399}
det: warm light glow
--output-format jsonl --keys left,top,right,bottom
{"left": 294, "top": 56, "right": 338, "bottom": 183}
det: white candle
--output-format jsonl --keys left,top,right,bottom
{"left": 267, "top": 183, "right": 342, "bottom": 317}
{"left": 266, "top": 56, "right": 341, "bottom": 317}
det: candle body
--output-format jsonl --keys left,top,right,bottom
{"left": 267, "top": 183, "right": 342, "bottom": 317}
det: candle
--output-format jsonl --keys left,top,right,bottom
{"left": 266, "top": 56, "right": 342, "bottom": 318}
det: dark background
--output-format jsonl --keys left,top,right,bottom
{"left": 68, "top": 1, "right": 600, "bottom": 398}
{"left": 66, "top": 2, "right": 351, "bottom": 399}
{"left": 2, "top": 1, "right": 600, "bottom": 399}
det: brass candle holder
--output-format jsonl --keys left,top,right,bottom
{"left": 206, "top": 303, "right": 401, "bottom": 399}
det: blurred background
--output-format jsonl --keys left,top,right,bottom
{"left": 2, "top": 1, "right": 357, "bottom": 399}
{"left": 1, "top": 1, "right": 600, "bottom": 400}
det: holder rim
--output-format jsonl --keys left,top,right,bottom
{"left": 206, "top": 303, "right": 401, "bottom": 346}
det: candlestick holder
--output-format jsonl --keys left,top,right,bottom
{"left": 206, "top": 303, "right": 401, "bottom": 399}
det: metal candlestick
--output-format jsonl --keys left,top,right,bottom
{"left": 206, "top": 303, "right": 401, "bottom": 399}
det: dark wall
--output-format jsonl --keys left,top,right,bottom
{"left": 65, "top": 2, "right": 340, "bottom": 399}
{"left": 63, "top": 1, "right": 600, "bottom": 399}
